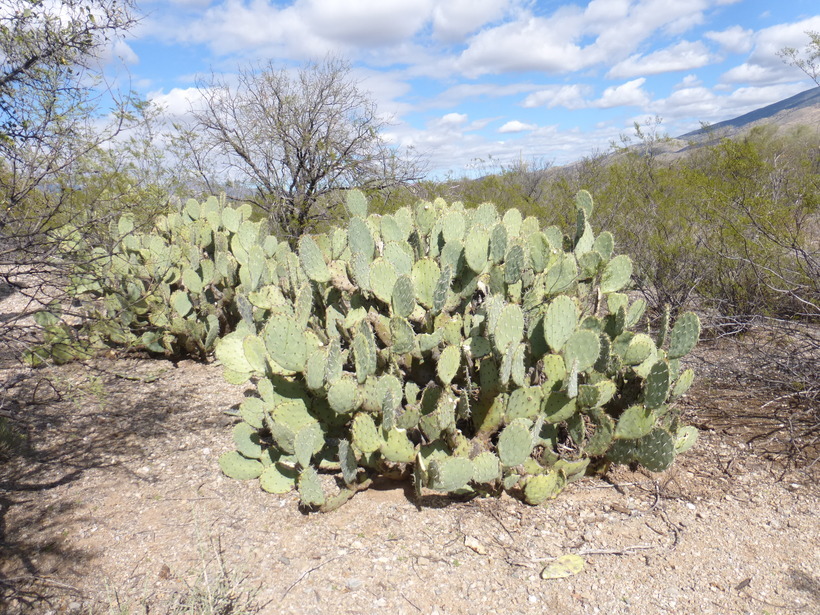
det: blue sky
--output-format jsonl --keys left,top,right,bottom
{"left": 111, "top": 0, "right": 820, "bottom": 177}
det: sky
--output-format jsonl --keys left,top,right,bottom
{"left": 110, "top": 0, "right": 820, "bottom": 177}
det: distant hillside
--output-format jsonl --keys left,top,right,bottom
{"left": 680, "top": 86, "right": 820, "bottom": 141}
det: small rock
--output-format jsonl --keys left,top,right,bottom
{"left": 528, "top": 595, "right": 539, "bottom": 603}
{"left": 686, "top": 502, "right": 696, "bottom": 510}
{"left": 346, "top": 578, "right": 363, "bottom": 590}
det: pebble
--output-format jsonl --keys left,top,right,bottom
{"left": 346, "top": 578, "right": 363, "bottom": 590}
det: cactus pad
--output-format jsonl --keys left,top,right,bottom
{"left": 668, "top": 312, "right": 701, "bottom": 359}
{"left": 498, "top": 418, "right": 534, "bottom": 467}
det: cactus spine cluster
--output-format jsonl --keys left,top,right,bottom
{"left": 214, "top": 190, "right": 700, "bottom": 510}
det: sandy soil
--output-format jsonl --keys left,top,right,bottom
{"left": 0, "top": 286, "right": 818, "bottom": 615}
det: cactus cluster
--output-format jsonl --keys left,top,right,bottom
{"left": 216, "top": 190, "right": 700, "bottom": 510}
{"left": 53, "top": 196, "right": 281, "bottom": 359}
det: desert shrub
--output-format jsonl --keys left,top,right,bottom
{"left": 215, "top": 190, "right": 700, "bottom": 510}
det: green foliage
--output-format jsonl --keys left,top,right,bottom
{"left": 216, "top": 190, "right": 699, "bottom": 510}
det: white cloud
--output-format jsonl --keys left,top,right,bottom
{"left": 424, "top": 82, "right": 542, "bottom": 111}
{"left": 456, "top": 16, "right": 586, "bottom": 77}
{"left": 302, "top": 0, "right": 433, "bottom": 46}
{"left": 720, "top": 16, "right": 820, "bottom": 85}
{"left": 431, "top": 0, "right": 510, "bottom": 42}
{"left": 705, "top": 25, "right": 753, "bottom": 54}
{"left": 522, "top": 84, "right": 590, "bottom": 109}
{"left": 607, "top": 41, "right": 712, "bottom": 79}
{"left": 147, "top": 87, "right": 209, "bottom": 117}
{"left": 592, "top": 78, "right": 650, "bottom": 108}
{"left": 676, "top": 74, "right": 702, "bottom": 89}
{"left": 498, "top": 120, "right": 537, "bottom": 133}
{"left": 437, "top": 112, "right": 469, "bottom": 127}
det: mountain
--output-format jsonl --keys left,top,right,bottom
{"left": 679, "top": 86, "right": 820, "bottom": 141}
{"left": 643, "top": 86, "right": 820, "bottom": 159}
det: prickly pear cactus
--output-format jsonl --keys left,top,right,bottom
{"left": 57, "top": 196, "right": 277, "bottom": 359}
{"left": 217, "top": 190, "right": 701, "bottom": 510}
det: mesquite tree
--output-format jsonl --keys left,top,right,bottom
{"left": 176, "top": 57, "right": 424, "bottom": 241}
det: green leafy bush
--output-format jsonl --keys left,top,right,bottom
{"left": 216, "top": 190, "right": 700, "bottom": 510}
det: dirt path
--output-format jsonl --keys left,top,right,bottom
{"left": 0, "top": 313, "right": 818, "bottom": 614}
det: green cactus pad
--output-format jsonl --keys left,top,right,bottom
{"left": 345, "top": 189, "right": 368, "bottom": 218}
{"left": 544, "top": 295, "right": 579, "bottom": 352}
{"left": 294, "top": 423, "right": 324, "bottom": 468}
{"left": 240, "top": 335, "right": 267, "bottom": 373}
{"left": 635, "top": 428, "right": 675, "bottom": 472}
{"left": 412, "top": 258, "right": 440, "bottom": 309}
{"left": 182, "top": 268, "right": 203, "bottom": 294}
{"left": 600, "top": 254, "right": 632, "bottom": 293}
{"left": 668, "top": 312, "right": 701, "bottom": 359}
{"left": 296, "top": 235, "right": 329, "bottom": 283}
{"left": 437, "top": 345, "right": 461, "bottom": 385}
{"left": 593, "top": 231, "right": 615, "bottom": 260}
{"left": 674, "top": 425, "right": 698, "bottom": 454}
{"left": 380, "top": 428, "right": 416, "bottom": 463}
{"left": 353, "top": 321, "right": 378, "bottom": 384}
{"left": 614, "top": 405, "right": 655, "bottom": 440}
{"left": 493, "top": 304, "right": 525, "bottom": 355}
{"left": 499, "top": 340, "right": 516, "bottom": 386}
{"left": 380, "top": 214, "right": 404, "bottom": 243}
{"left": 644, "top": 361, "right": 670, "bottom": 409}
{"left": 543, "top": 253, "right": 577, "bottom": 295}
{"left": 218, "top": 451, "right": 263, "bottom": 480}
{"left": 441, "top": 210, "right": 466, "bottom": 243}
{"left": 505, "top": 387, "right": 543, "bottom": 421}
{"left": 351, "top": 413, "right": 382, "bottom": 453}
{"left": 563, "top": 329, "right": 601, "bottom": 372}
{"left": 427, "top": 456, "right": 474, "bottom": 492}
{"left": 576, "top": 384, "right": 599, "bottom": 408}
{"left": 584, "top": 409, "right": 615, "bottom": 456}
{"left": 259, "top": 464, "right": 298, "bottom": 494}
{"left": 523, "top": 471, "right": 565, "bottom": 505}
{"left": 171, "top": 290, "right": 192, "bottom": 318}
{"left": 233, "top": 422, "right": 264, "bottom": 459}
{"left": 391, "top": 275, "right": 416, "bottom": 318}
{"left": 575, "top": 189, "right": 594, "bottom": 217}
{"left": 414, "top": 201, "right": 436, "bottom": 235}
{"left": 389, "top": 317, "right": 415, "bottom": 354}
{"left": 464, "top": 229, "right": 490, "bottom": 272}
{"left": 506, "top": 245, "right": 526, "bottom": 284}
{"left": 337, "top": 439, "right": 358, "bottom": 485}
{"left": 348, "top": 216, "right": 375, "bottom": 260}
{"left": 264, "top": 313, "right": 308, "bottom": 372}
{"left": 606, "top": 439, "right": 637, "bottom": 465}
{"left": 490, "top": 224, "right": 508, "bottom": 264}
{"left": 622, "top": 333, "right": 656, "bottom": 365}
{"left": 671, "top": 368, "right": 695, "bottom": 398}
{"left": 298, "top": 466, "right": 325, "bottom": 507}
{"left": 327, "top": 378, "right": 359, "bottom": 414}
{"left": 215, "top": 332, "right": 255, "bottom": 374}
{"left": 511, "top": 343, "right": 527, "bottom": 387}
{"left": 542, "top": 390, "right": 577, "bottom": 423}
{"left": 626, "top": 298, "right": 647, "bottom": 328}
{"left": 503, "top": 208, "right": 523, "bottom": 236}
{"left": 471, "top": 451, "right": 502, "bottom": 483}
{"left": 239, "top": 397, "right": 266, "bottom": 430}
{"left": 497, "top": 418, "right": 534, "bottom": 467}
{"left": 369, "top": 258, "right": 399, "bottom": 304}
{"left": 304, "top": 348, "right": 327, "bottom": 391}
